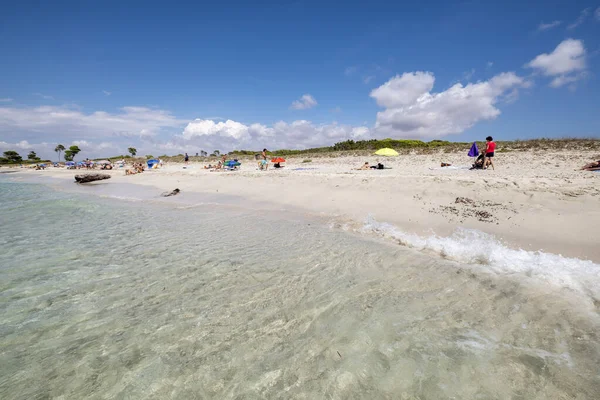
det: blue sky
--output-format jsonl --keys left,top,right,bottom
{"left": 1, "top": 0, "right": 599, "bottom": 159}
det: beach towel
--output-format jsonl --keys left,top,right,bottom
{"left": 468, "top": 142, "right": 479, "bottom": 157}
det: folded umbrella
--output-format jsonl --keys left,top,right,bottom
{"left": 468, "top": 142, "right": 479, "bottom": 157}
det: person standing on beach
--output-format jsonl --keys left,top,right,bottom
{"left": 184, "top": 153, "right": 189, "bottom": 165}
{"left": 483, "top": 136, "right": 495, "bottom": 169}
{"left": 259, "top": 148, "right": 268, "bottom": 170}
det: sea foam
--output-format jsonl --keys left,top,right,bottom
{"left": 361, "top": 216, "right": 600, "bottom": 305}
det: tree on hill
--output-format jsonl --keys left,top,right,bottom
{"left": 64, "top": 145, "right": 81, "bottom": 161}
{"left": 27, "top": 151, "right": 40, "bottom": 161}
{"left": 54, "top": 144, "right": 65, "bottom": 162}
{"left": 3, "top": 150, "right": 23, "bottom": 163}
{"left": 128, "top": 147, "right": 137, "bottom": 157}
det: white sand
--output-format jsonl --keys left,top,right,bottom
{"left": 11, "top": 150, "right": 600, "bottom": 261}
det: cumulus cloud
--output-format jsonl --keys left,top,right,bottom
{"left": 0, "top": 105, "right": 183, "bottom": 141}
{"left": 526, "top": 39, "right": 587, "bottom": 87}
{"left": 0, "top": 105, "right": 184, "bottom": 159}
{"left": 178, "top": 118, "right": 370, "bottom": 151}
{"left": 567, "top": 8, "right": 591, "bottom": 29}
{"left": 182, "top": 119, "right": 252, "bottom": 141}
{"left": 370, "top": 71, "right": 529, "bottom": 138}
{"left": 290, "top": 94, "right": 318, "bottom": 110}
{"left": 0, "top": 140, "right": 36, "bottom": 150}
{"left": 537, "top": 20, "right": 562, "bottom": 31}
{"left": 370, "top": 72, "right": 435, "bottom": 108}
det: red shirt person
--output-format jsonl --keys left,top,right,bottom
{"left": 485, "top": 136, "right": 496, "bottom": 156}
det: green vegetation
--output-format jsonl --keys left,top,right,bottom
{"left": 54, "top": 144, "right": 65, "bottom": 162}
{"left": 64, "top": 145, "right": 81, "bottom": 161}
{"left": 145, "top": 155, "right": 154, "bottom": 159}
{"left": 302, "top": 159, "right": 312, "bottom": 163}
{"left": 2, "top": 150, "right": 23, "bottom": 163}
{"left": 128, "top": 147, "right": 137, "bottom": 157}
{"left": 229, "top": 138, "right": 600, "bottom": 158}
{"left": 230, "top": 139, "right": 466, "bottom": 157}
{"left": 27, "top": 151, "right": 41, "bottom": 161}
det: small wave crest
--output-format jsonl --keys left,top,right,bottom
{"left": 100, "top": 194, "right": 144, "bottom": 202}
{"left": 361, "top": 216, "right": 600, "bottom": 305}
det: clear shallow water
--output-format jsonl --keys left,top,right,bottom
{"left": 1, "top": 179, "right": 600, "bottom": 399}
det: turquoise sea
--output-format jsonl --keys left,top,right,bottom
{"left": 1, "top": 176, "right": 599, "bottom": 399}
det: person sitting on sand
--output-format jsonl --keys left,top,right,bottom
{"left": 581, "top": 160, "right": 600, "bottom": 171}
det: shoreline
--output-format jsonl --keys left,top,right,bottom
{"left": 5, "top": 149, "right": 600, "bottom": 262}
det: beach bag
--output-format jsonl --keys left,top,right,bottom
{"left": 377, "top": 163, "right": 384, "bottom": 170}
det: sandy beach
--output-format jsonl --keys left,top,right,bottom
{"left": 10, "top": 149, "right": 600, "bottom": 262}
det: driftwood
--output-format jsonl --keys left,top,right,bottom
{"left": 161, "top": 188, "right": 180, "bottom": 197}
{"left": 74, "top": 173, "right": 111, "bottom": 183}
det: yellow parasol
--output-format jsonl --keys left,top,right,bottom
{"left": 374, "top": 148, "right": 399, "bottom": 156}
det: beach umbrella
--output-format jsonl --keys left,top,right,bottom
{"left": 225, "top": 160, "right": 241, "bottom": 167}
{"left": 271, "top": 157, "right": 286, "bottom": 163}
{"left": 374, "top": 148, "right": 399, "bottom": 156}
{"left": 468, "top": 142, "right": 479, "bottom": 157}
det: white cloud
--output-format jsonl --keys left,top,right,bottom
{"left": 363, "top": 75, "right": 375, "bottom": 84}
{"left": 0, "top": 98, "right": 12, "bottom": 102}
{"left": 370, "top": 71, "right": 529, "bottom": 138}
{"left": 567, "top": 8, "right": 591, "bottom": 29}
{"left": 179, "top": 118, "right": 370, "bottom": 151}
{"left": 0, "top": 105, "right": 184, "bottom": 146}
{"left": 370, "top": 72, "right": 435, "bottom": 108}
{"left": 182, "top": 119, "right": 251, "bottom": 141}
{"left": 537, "top": 20, "right": 562, "bottom": 31}
{"left": 102, "top": 90, "right": 111, "bottom": 96}
{"left": 290, "top": 94, "right": 318, "bottom": 110}
{"left": 33, "top": 93, "right": 54, "bottom": 100}
{"left": 526, "top": 39, "right": 587, "bottom": 87}
{"left": 3, "top": 140, "right": 35, "bottom": 150}
{"left": 549, "top": 72, "right": 588, "bottom": 88}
